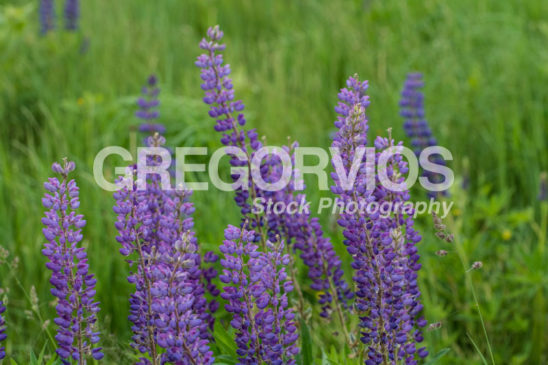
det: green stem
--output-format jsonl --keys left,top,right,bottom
{"left": 466, "top": 275, "right": 495, "bottom": 365}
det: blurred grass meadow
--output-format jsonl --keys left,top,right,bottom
{"left": 0, "top": 0, "right": 547, "bottom": 363}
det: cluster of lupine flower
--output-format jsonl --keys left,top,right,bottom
{"left": 196, "top": 25, "right": 353, "bottom": 324}
{"left": 39, "top": 0, "right": 80, "bottom": 34}
{"left": 399, "top": 73, "right": 448, "bottom": 198}
{"left": 113, "top": 131, "right": 215, "bottom": 363}
{"left": 193, "top": 25, "right": 429, "bottom": 364}
{"left": 0, "top": 24, "right": 433, "bottom": 365}
{"left": 113, "top": 76, "right": 217, "bottom": 364}
{"left": 332, "top": 75, "right": 428, "bottom": 364}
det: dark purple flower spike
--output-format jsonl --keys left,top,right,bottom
{"left": 39, "top": 0, "right": 55, "bottom": 34}
{"left": 41, "top": 158, "right": 103, "bottom": 363}
{"left": 400, "top": 73, "right": 448, "bottom": 198}
{"left": 64, "top": 0, "right": 79, "bottom": 31}
{"left": 219, "top": 225, "right": 299, "bottom": 364}
{"left": 136, "top": 75, "right": 166, "bottom": 135}
{"left": 331, "top": 75, "right": 428, "bottom": 363}
{"left": 113, "top": 135, "right": 213, "bottom": 364}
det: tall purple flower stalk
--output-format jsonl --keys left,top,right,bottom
{"left": 196, "top": 26, "right": 262, "bottom": 231}
{"left": 113, "top": 134, "right": 213, "bottom": 364}
{"left": 219, "top": 225, "right": 299, "bottom": 364}
{"left": 39, "top": 0, "right": 55, "bottom": 34}
{"left": 331, "top": 75, "right": 428, "bottom": 364}
{"left": 41, "top": 159, "right": 103, "bottom": 364}
{"left": 154, "top": 191, "right": 214, "bottom": 364}
{"left": 196, "top": 25, "right": 350, "bottom": 319}
{"left": 0, "top": 300, "right": 5, "bottom": 359}
{"left": 135, "top": 75, "right": 177, "bottom": 179}
{"left": 64, "top": 0, "right": 79, "bottom": 31}
{"left": 137, "top": 75, "right": 166, "bottom": 135}
{"left": 399, "top": 73, "right": 448, "bottom": 198}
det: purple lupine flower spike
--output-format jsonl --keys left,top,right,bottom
{"left": 64, "top": 0, "right": 79, "bottom": 31}
{"left": 135, "top": 76, "right": 176, "bottom": 179}
{"left": 39, "top": 0, "right": 55, "bottom": 34}
{"left": 196, "top": 25, "right": 351, "bottom": 319}
{"left": 219, "top": 225, "right": 263, "bottom": 363}
{"left": 196, "top": 25, "right": 262, "bottom": 230}
{"left": 113, "top": 163, "right": 160, "bottom": 362}
{"left": 400, "top": 73, "right": 448, "bottom": 198}
{"left": 136, "top": 75, "right": 166, "bottom": 135}
{"left": 331, "top": 75, "right": 427, "bottom": 363}
{"left": 114, "top": 134, "right": 213, "bottom": 364}
{"left": 155, "top": 187, "right": 214, "bottom": 362}
{"left": 154, "top": 213, "right": 214, "bottom": 364}
{"left": 41, "top": 159, "right": 103, "bottom": 363}
{"left": 286, "top": 213, "right": 354, "bottom": 318}
{"left": 0, "top": 300, "right": 6, "bottom": 359}
{"left": 256, "top": 240, "right": 299, "bottom": 363}
{"left": 219, "top": 225, "right": 299, "bottom": 363}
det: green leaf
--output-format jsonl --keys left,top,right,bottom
{"left": 36, "top": 344, "right": 48, "bottom": 365}
{"left": 212, "top": 322, "right": 237, "bottom": 360}
{"left": 45, "top": 355, "right": 61, "bottom": 365}
{"left": 467, "top": 333, "right": 489, "bottom": 365}
{"left": 424, "top": 348, "right": 451, "bottom": 365}
{"left": 299, "top": 319, "right": 313, "bottom": 365}
{"left": 321, "top": 351, "right": 332, "bottom": 365}
{"left": 29, "top": 351, "right": 37, "bottom": 365}
{"left": 214, "top": 354, "right": 238, "bottom": 365}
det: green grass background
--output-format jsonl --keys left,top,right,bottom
{"left": 0, "top": 0, "right": 546, "bottom": 363}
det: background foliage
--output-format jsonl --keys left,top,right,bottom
{"left": 0, "top": 0, "right": 546, "bottom": 363}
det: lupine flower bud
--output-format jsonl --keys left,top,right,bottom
{"left": 332, "top": 75, "right": 428, "bottom": 364}
{"left": 428, "top": 322, "right": 442, "bottom": 331}
{"left": 400, "top": 73, "right": 448, "bottom": 198}
{"left": 41, "top": 159, "right": 103, "bottom": 363}
{"left": 470, "top": 261, "right": 483, "bottom": 270}
{"left": 433, "top": 212, "right": 454, "bottom": 243}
